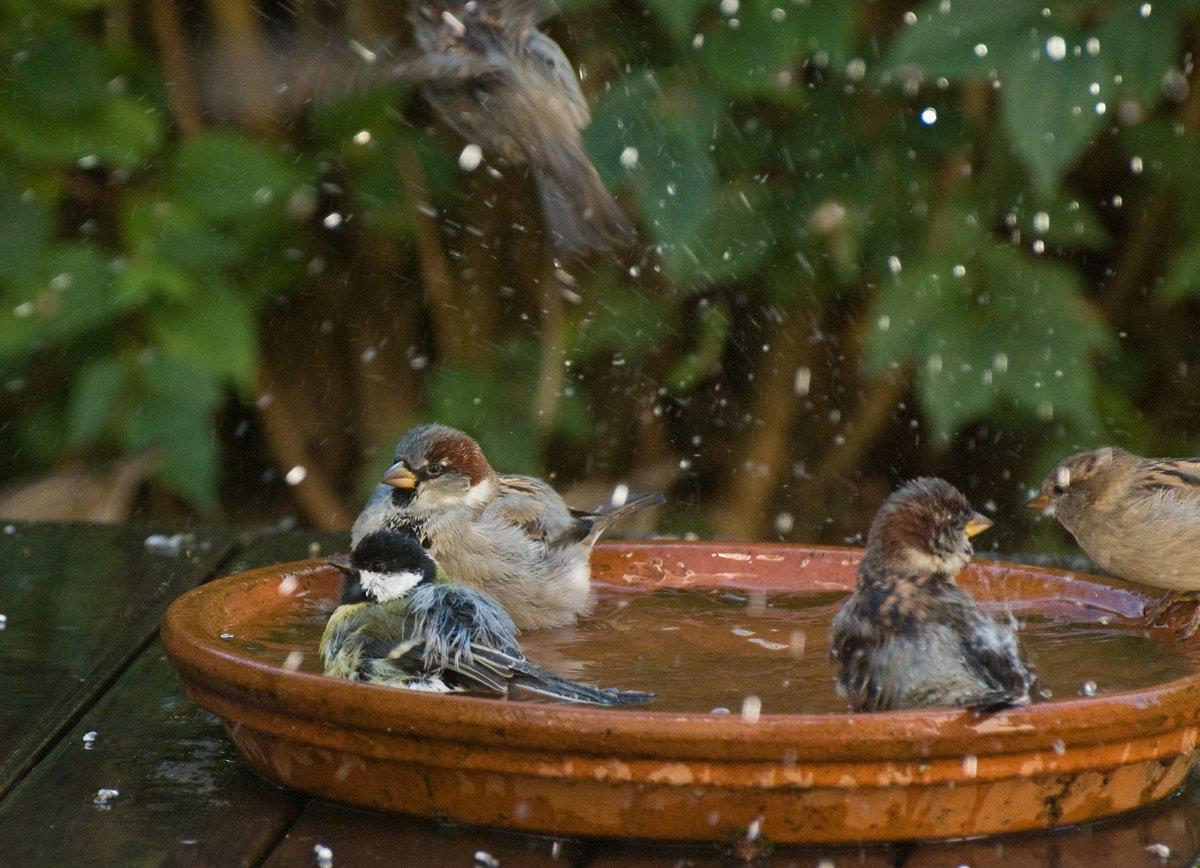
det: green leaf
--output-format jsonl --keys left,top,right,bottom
{"left": 122, "top": 355, "right": 223, "bottom": 513}
{"left": 886, "top": 1, "right": 1033, "bottom": 81}
{"left": 168, "top": 132, "right": 308, "bottom": 224}
{"left": 999, "top": 32, "right": 1112, "bottom": 195}
{"left": 700, "top": 0, "right": 856, "bottom": 97}
{"left": 68, "top": 357, "right": 127, "bottom": 445}
{"left": 585, "top": 73, "right": 721, "bottom": 279}
{"left": 645, "top": 0, "right": 708, "bottom": 48}
{"left": 667, "top": 301, "right": 730, "bottom": 393}
{"left": 7, "top": 29, "right": 108, "bottom": 116}
{"left": 868, "top": 241, "right": 1112, "bottom": 438}
{"left": 0, "top": 183, "right": 53, "bottom": 286}
{"left": 1162, "top": 240, "right": 1200, "bottom": 301}
{"left": 0, "top": 96, "right": 165, "bottom": 168}
{"left": 147, "top": 288, "right": 258, "bottom": 388}
{"left": 121, "top": 197, "right": 245, "bottom": 275}
{"left": 0, "top": 244, "right": 120, "bottom": 361}
{"left": 575, "top": 283, "right": 676, "bottom": 361}
{"left": 1099, "top": 2, "right": 1184, "bottom": 109}
{"left": 660, "top": 181, "right": 777, "bottom": 288}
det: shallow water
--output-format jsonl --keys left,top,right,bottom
{"left": 230, "top": 585, "right": 1198, "bottom": 714}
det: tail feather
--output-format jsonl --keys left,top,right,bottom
{"left": 533, "top": 153, "right": 635, "bottom": 255}
{"left": 509, "top": 660, "right": 655, "bottom": 707}
{"left": 564, "top": 490, "right": 666, "bottom": 546}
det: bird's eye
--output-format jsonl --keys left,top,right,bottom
{"left": 1052, "top": 484, "right": 1065, "bottom": 495}
{"left": 426, "top": 462, "right": 444, "bottom": 477}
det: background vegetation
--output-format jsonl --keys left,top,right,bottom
{"left": 3, "top": 0, "right": 1200, "bottom": 554}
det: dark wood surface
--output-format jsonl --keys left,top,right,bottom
{"left": 0, "top": 522, "right": 1197, "bottom": 866}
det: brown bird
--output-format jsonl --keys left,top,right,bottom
{"left": 1028, "top": 448, "right": 1200, "bottom": 630}
{"left": 395, "top": 0, "right": 634, "bottom": 254}
{"left": 830, "top": 478, "right": 1033, "bottom": 712}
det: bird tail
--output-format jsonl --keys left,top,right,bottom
{"left": 566, "top": 491, "right": 666, "bottom": 546}
{"left": 508, "top": 660, "right": 655, "bottom": 707}
{"left": 532, "top": 140, "right": 635, "bottom": 255}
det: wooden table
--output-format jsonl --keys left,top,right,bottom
{"left": 0, "top": 523, "right": 1198, "bottom": 866}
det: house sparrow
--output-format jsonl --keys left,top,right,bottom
{"left": 1028, "top": 448, "right": 1200, "bottom": 629}
{"left": 322, "top": 530, "right": 654, "bottom": 704}
{"left": 394, "top": 0, "right": 634, "bottom": 255}
{"left": 830, "top": 478, "right": 1033, "bottom": 712}
{"left": 351, "top": 423, "right": 665, "bottom": 630}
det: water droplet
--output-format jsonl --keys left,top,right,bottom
{"left": 93, "top": 788, "right": 119, "bottom": 809}
{"left": 719, "top": 0, "right": 739, "bottom": 15}
{"left": 83, "top": 730, "right": 98, "bottom": 749}
{"left": 793, "top": 366, "right": 811, "bottom": 397}
{"left": 919, "top": 107, "right": 938, "bottom": 125}
{"left": 314, "top": 843, "right": 334, "bottom": 867}
{"left": 352, "top": 130, "right": 372, "bottom": 146}
{"left": 619, "top": 146, "right": 639, "bottom": 169}
{"left": 458, "top": 143, "right": 484, "bottom": 171}
{"left": 283, "top": 650, "right": 304, "bottom": 671}
{"left": 1131, "top": 155, "right": 1144, "bottom": 174}
{"left": 903, "top": 10, "right": 918, "bottom": 25}
{"left": 741, "top": 695, "right": 762, "bottom": 723}
{"left": 1085, "top": 37, "right": 1100, "bottom": 56}
{"left": 1140, "top": 2, "right": 1152, "bottom": 17}
{"left": 611, "top": 483, "right": 629, "bottom": 507}
{"left": 322, "top": 212, "right": 343, "bottom": 229}
{"left": 973, "top": 43, "right": 988, "bottom": 58}
{"left": 1045, "top": 35, "right": 1067, "bottom": 61}
{"left": 887, "top": 255, "right": 902, "bottom": 274}
{"left": 1081, "top": 680, "right": 1098, "bottom": 696}
{"left": 286, "top": 466, "right": 307, "bottom": 486}
{"left": 1033, "top": 211, "right": 1050, "bottom": 234}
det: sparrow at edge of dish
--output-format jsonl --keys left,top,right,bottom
{"left": 830, "top": 477, "right": 1034, "bottom": 713}
{"left": 351, "top": 423, "right": 666, "bottom": 630}
{"left": 393, "top": 0, "right": 635, "bottom": 255}
{"left": 321, "top": 530, "right": 655, "bottom": 705}
{"left": 1028, "top": 447, "right": 1200, "bottom": 631}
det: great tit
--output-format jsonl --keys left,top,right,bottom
{"left": 321, "top": 530, "right": 654, "bottom": 705}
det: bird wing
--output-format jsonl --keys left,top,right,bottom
{"left": 1133, "top": 458, "right": 1200, "bottom": 501}
{"left": 519, "top": 29, "right": 590, "bottom": 128}
{"left": 391, "top": 51, "right": 506, "bottom": 86}
{"left": 493, "top": 474, "right": 576, "bottom": 543}
{"left": 953, "top": 605, "right": 1032, "bottom": 703}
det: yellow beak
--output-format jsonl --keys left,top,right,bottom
{"left": 1025, "top": 494, "right": 1052, "bottom": 510}
{"left": 965, "top": 513, "right": 993, "bottom": 538}
{"left": 382, "top": 462, "right": 418, "bottom": 490}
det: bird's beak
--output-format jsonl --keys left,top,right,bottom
{"left": 965, "top": 513, "right": 993, "bottom": 538}
{"left": 1025, "top": 494, "right": 1052, "bottom": 510}
{"left": 382, "top": 462, "right": 419, "bottom": 490}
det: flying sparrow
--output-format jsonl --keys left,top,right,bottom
{"left": 1029, "top": 448, "right": 1200, "bottom": 630}
{"left": 830, "top": 478, "right": 1033, "bottom": 712}
{"left": 322, "top": 530, "right": 654, "bottom": 704}
{"left": 351, "top": 423, "right": 665, "bottom": 630}
{"left": 394, "top": 0, "right": 634, "bottom": 254}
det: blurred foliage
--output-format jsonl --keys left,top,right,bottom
{"left": 3, "top": 0, "right": 1200, "bottom": 549}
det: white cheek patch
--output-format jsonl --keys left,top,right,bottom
{"left": 464, "top": 477, "right": 496, "bottom": 507}
{"left": 901, "top": 546, "right": 960, "bottom": 576}
{"left": 1056, "top": 466, "right": 1072, "bottom": 488}
{"left": 359, "top": 569, "right": 424, "bottom": 602}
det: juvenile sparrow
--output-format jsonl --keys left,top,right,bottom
{"left": 830, "top": 478, "right": 1033, "bottom": 712}
{"left": 351, "top": 423, "right": 665, "bottom": 630}
{"left": 1029, "top": 448, "right": 1200, "bottom": 629}
{"left": 395, "top": 0, "right": 634, "bottom": 254}
{"left": 322, "top": 530, "right": 654, "bottom": 705}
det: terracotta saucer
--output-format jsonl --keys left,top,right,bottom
{"left": 161, "top": 542, "right": 1200, "bottom": 843}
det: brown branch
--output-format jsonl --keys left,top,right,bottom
{"left": 148, "top": 0, "right": 204, "bottom": 138}
{"left": 397, "top": 143, "right": 468, "bottom": 362}
{"left": 533, "top": 274, "right": 567, "bottom": 434}
{"left": 205, "top": 0, "right": 278, "bottom": 136}
{"left": 257, "top": 367, "right": 356, "bottom": 530}
{"left": 802, "top": 371, "right": 908, "bottom": 509}
{"left": 1101, "top": 44, "right": 1200, "bottom": 320}
{"left": 712, "top": 314, "right": 817, "bottom": 540}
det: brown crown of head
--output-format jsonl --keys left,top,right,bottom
{"left": 392, "top": 423, "right": 497, "bottom": 487}
{"left": 866, "top": 477, "right": 983, "bottom": 562}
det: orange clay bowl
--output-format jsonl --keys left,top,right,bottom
{"left": 161, "top": 542, "right": 1200, "bottom": 844}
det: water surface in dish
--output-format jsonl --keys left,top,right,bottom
{"left": 230, "top": 585, "right": 1197, "bottom": 714}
